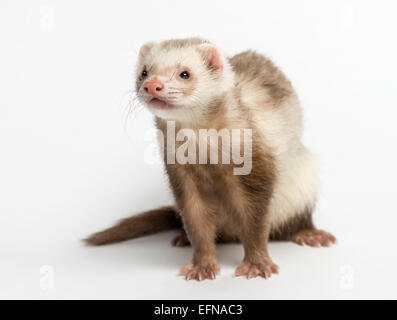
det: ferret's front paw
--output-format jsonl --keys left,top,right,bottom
{"left": 234, "top": 258, "right": 279, "bottom": 279}
{"left": 179, "top": 261, "right": 220, "bottom": 281}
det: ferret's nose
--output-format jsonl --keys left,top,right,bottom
{"left": 144, "top": 80, "right": 164, "bottom": 95}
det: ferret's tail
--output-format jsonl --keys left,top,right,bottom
{"left": 84, "top": 206, "right": 181, "bottom": 246}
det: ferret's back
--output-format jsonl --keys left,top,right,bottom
{"left": 229, "top": 50, "right": 294, "bottom": 104}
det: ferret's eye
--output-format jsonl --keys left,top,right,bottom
{"left": 179, "top": 71, "right": 190, "bottom": 79}
{"left": 141, "top": 70, "right": 148, "bottom": 78}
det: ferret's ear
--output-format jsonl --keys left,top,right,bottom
{"left": 197, "top": 44, "right": 224, "bottom": 72}
{"left": 138, "top": 42, "right": 156, "bottom": 63}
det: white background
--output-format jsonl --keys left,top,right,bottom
{"left": 1, "top": 0, "right": 396, "bottom": 299}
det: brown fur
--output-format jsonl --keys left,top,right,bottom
{"left": 84, "top": 206, "right": 180, "bottom": 245}
{"left": 153, "top": 67, "right": 279, "bottom": 273}
{"left": 270, "top": 207, "right": 315, "bottom": 241}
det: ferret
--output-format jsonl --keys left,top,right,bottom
{"left": 85, "top": 38, "right": 336, "bottom": 281}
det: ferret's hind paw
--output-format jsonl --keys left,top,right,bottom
{"left": 234, "top": 259, "right": 279, "bottom": 279}
{"left": 292, "top": 229, "right": 336, "bottom": 247}
{"left": 171, "top": 233, "right": 190, "bottom": 247}
{"left": 179, "top": 262, "right": 220, "bottom": 281}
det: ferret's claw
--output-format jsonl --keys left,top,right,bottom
{"left": 179, "top": 262, "right": 219, "bottom": 281}
{"left": 234, "top": 259, "right": 279, "bottom": 280}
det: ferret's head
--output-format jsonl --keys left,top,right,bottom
{"left": 135, "top": 38, "right": 234, "bottom": 122}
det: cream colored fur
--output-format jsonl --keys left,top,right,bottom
{"left": 136, "top": 38, "right": 319, "bottom": 233}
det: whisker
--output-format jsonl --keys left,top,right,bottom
{"left": 168, "top": 86, "right": 183, "bottom": 90}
